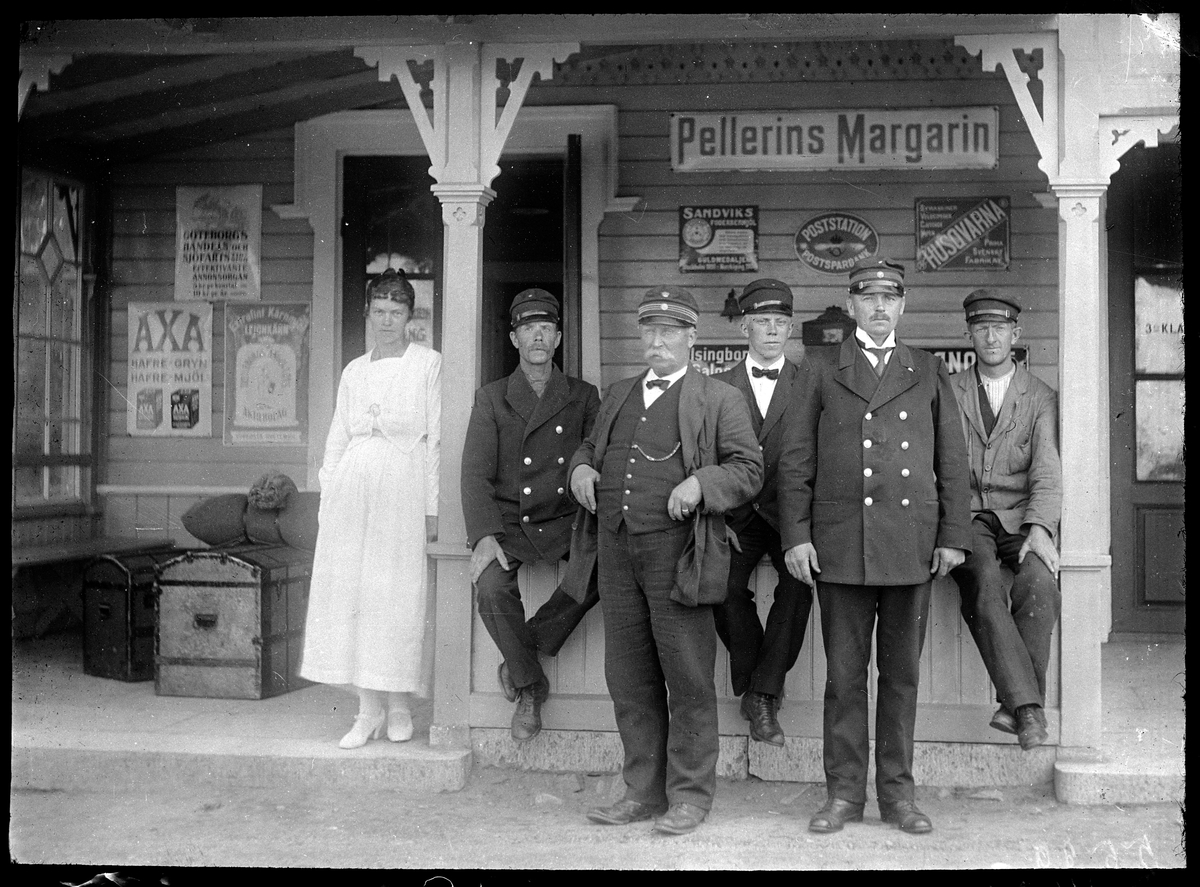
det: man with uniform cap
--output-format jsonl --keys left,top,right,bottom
{"left": 461, "top": 288, "right": 601, "bottom": 742}
{"left": 567, "top": 285, "right": 762, "bottom": 836}
{"left": 950, "top": 289, "right": 1061, "bottom": 751}
{"left": 779, "top": 257, "right": 972, "bottom": 836}
{"left": 712, "top": 278, "right": 813, "bottom": 748}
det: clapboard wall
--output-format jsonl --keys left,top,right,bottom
{"left": 94, "top": 38, "right": 1060, "bottom": 743}
{"left": 102, "top": 129, "right": 311, "bottom": 546}
{"left": 527, "top": 39, "right": 1058, "bottom": 393}
{"left": 507, "top": 40, "right": 1060, "bottom": 741}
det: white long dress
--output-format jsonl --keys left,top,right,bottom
{"left": 299, "top": 344, "right": 441, "bottom": 694}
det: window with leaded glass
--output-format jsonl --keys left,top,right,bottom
{"left": 14, "top": 169, "right": 90, "bottom": 509}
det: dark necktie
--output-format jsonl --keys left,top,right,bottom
{"left": 866, "top": 347, "right": 892, "bottom": 378}
{"left": 975, "top": 367, "right": 997, "bottom": 435}
{"left": 751, "top": 366, "right": 780, "bottom": 380}
{"left": 646, "top": 378, "right": 670, "bottom": 390}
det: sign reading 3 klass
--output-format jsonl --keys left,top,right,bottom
{"left": 671, "top": 107, "right": 999, "bottom": 172}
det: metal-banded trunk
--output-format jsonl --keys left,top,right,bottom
{"left": 155, "top": 544, "right": 313, "bottom": 699}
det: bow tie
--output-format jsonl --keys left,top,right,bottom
{"left": 646, "top": 378, "right": 671, "bottom": 390}
{"left": 751, "top": 366, "right": 780, "bottom": 380}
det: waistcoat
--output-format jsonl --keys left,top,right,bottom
{"left": 598, "top": 380, "right": 686, "bottom": 534}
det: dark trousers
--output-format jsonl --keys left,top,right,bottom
{"left": 598, "top": 521, "right": 718, "bottom": 811}
{"left": 952, "top": 513, "right": 1061, "bottom": 712}
{"left": 476, "top": 552, "right": 600, "bottom": 690}
{"left": 817, "top": 580, "right": 931, "bottom": 806}
{"left": 715, "top": 513, "right": 813, "bottom": 698}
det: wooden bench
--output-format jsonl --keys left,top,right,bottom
{"left": 12, "top": 537, "right": 178, "bottom": 638}
{"left": 12, "top": 536, "right": 178, "bottom": 571}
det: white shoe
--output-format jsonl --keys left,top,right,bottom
{"left": 339, "top": 710, "right": 386, "bottom": 749}
{"left": 387, "top": 709, "right": 414, "bottom": 742}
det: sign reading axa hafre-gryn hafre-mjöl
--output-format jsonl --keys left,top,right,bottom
{"left": 126, "top": 302, "right": 213, "bottom": 437}
{"left": 670, "top": 107, "right": 999, "bottom": 172}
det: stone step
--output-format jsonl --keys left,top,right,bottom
{"left": 1053, "top": 756, "right": 1186, "bottom": 806}
{"left": 11, "top": 727, "right": 471, "bottom": 793}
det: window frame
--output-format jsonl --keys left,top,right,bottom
{"left": 14, "top": 166, "right": 97, "bottom": 517}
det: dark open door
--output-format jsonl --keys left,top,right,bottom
{"left": 340, "top": 156, "right": 442, "bottom": 369}
{"left": 1106, "top": 143, "right": 1185, "bottom": 635}
{"left": 480, "top": 139, "right": 582, "bottom": 385}
{"left": 562, "top": 133, "right": 583, "bottom": 377}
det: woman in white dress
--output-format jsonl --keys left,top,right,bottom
{"left": 300, "top": 269, "right": 441, "bottom": 748}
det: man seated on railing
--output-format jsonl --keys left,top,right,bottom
{"left": 949, "top": 289, "right": 1062, "bottom": 752}
{"left": 461, "top": 289, "right": 601, "bottom": 742}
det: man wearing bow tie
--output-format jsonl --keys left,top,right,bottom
{"left": 779, "top": 258, "right": 972, "bottom": 836}
{"left": 567, "top": 286, "right": 762, "bottom": 836}
{"left": 712, "top": 279, "right": 813, "bottom": 749}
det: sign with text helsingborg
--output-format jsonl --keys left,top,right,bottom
{"left": 671, "top": 107, "right": 999, "bottom": 172}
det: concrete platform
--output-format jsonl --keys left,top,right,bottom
{"left": 11, "top": 630, "right": 470, "bottom": 794}
{"left": 1052, "top": 636, "right": 1186, "bottom": 805}
{"left": 11, "top": 629, "right": 1183, "bottom": 806}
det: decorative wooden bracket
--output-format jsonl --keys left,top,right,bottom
{"left": 356, "top": 42, "right": 578, "bottom": 188}
{"left": 1098, "top": 115, "right": 1178, "bottom": 180}
{"left": 479, "top": 44, "right": 578, "bottom": 186}
{"left": 18, "top": 52, "right": 72, "bottom": 118}
{"left": 956, "top": 33, "right": 1059, "bottom": 181}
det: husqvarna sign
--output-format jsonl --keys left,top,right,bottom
{"left": 671, "top": 107, "right": 999, "bottom": 172}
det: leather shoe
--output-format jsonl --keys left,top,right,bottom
{"left": 808, "top": 797, "right": 864, "bottom": 833}
{"left": 989, "top": 705, "right": 1017, "bottom": 735}
{"left": 880, "top": 800, "right": 933, "bottom": 834}
{"left": 497, "top": 662, "right": 517, "bottom": 703}
{"left": 510, "top": 675, "right": 549, "bottom": 742}
{"left": 653, "top": 803, "right": 707, "bottom": 835}
{"left": 1015, "top": 704, "right": 1048, "bottom": 750}
{"left": 740, "top": 691, "right": 785, "bottom": 746}
{"left": 587, "top": 798, "right": 668, "bottom": 825}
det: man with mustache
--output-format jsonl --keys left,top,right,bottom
{"left": 780, "top": 258, "right": 972, "bottom": 836}
{"left": 462, "top": 289, "right": 601, "bottom": 742}
{"left": 568, "top": 286, "right": 762, "bottom": 836}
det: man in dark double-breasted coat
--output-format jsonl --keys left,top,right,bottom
{"left": 780, "top": 258, "right": 972, "bottom": 837}
{"left": 712, "top": 278, "right": 813, "bottom": 748}
{"left": 461, "top": 289, "right": 601, "bottom": 742}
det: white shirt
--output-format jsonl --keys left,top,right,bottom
{"left": 855, "top": 328, "right": 898, "bottom": 370}
{"left": 980, "top": 364, "right": 1016, "bottom": 417}
{"left": 643, "top": 365, "right": 688, "bottom": 409}
{"left": 744, "top": 355, "right": 786, "bottom": 419}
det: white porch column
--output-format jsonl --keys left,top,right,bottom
{"left": 1049, "top": 184, "right": 1109, "bottom": 751}
{"left": 358, "top": 39, "right": 578, "bottom": 747}
{"left": 957, "top": 26, "right": 1108, "bottom": 752}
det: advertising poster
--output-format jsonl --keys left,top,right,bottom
{"left": 915, "top": 196, "right": 1011, "bottom": 272}
{"left": 927, "top": 345, "right": 1027, "bottom": 375}
{"left": 679, "top": 206, "right": 759, "bottom": 272}
{"left": 223, "top": 303, "right": 310, "bottom": 446}
{"left": 126, "top": 302, "right": 213, "bottom": 437}
{"left": 794, "top": 212, "right": 880, "bottom": 276}
{"left": 174, "top": 184, "right": 262, "bottom": 301}
{"left": 691, "top": 343, "right": 749, "bottom": 375}
{"left": 671, "top": 107, "right": 999, "bottom": 172}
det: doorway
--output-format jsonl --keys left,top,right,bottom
{"left": 341, "top": 156, "right": 443, "bottom": 369}
{"left": 341, "top": 148, "right": 582, "bottom": 386}
{"left": 1106, "top": 142, "right": 1184, "bottom": 635}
